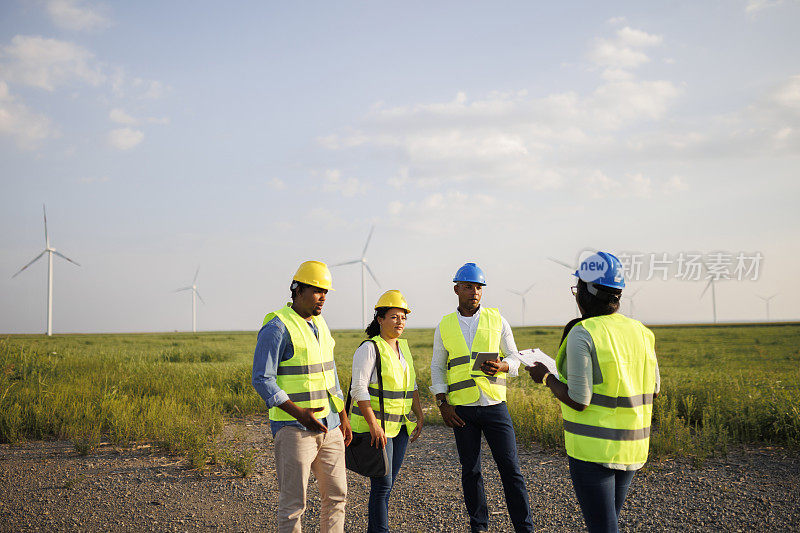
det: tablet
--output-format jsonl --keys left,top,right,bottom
{"left": 471, "top": 351, "right": 500, "bottom": 372}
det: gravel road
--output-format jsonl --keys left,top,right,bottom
{"left": 1, "top": 418, "right": 798, "bottom": 532}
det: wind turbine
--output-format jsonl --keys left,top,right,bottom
{"left": 12, "top": 205, "right": 81, "bottom": 336}
{"left": 757, "top": 294, "right": 778, "bottom": 322}
{"left": 175, "top": 267, "right": 204, "bottom": 333}
{"left": 547, "top": 256, "right": 580, "bottom": 316}
{"left": 699, "top": 278, "right": 718, "bottom": 324}
{"left": 623, "top": 288, "right": 641, "bottom": 318}
{"left": 332, "top": 225, "right": 381, "bottom": 330}
{"left": 507, "top": 283, "right": 535, "bottom": 326}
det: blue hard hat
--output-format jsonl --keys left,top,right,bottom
{"left": 453, "top": 262, "right": 486, "bottom": 285}
{"left": 573, "top": 251, "right": 626, "bottom": 289}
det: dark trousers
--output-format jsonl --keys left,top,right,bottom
{"left": 452, "top": 403, "right": 534, "bottom": 533}
{"left": 367, "top": 426, "right": 410, "bottom": 533}
{"left": 568, "top": 456, "right": 636, "bottom": 533}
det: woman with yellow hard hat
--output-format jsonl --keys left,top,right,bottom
{"left": 349, "top": 289, "right": 423, "bottom": 533}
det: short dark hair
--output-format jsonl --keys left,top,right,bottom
{"left": 576, "top": 279, "right": 621, "bottom": 318}
{"left": 290, "top": 281, "right": 311, "bottom": 300}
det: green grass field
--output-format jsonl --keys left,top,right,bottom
{"left": 1, "top": 322, "right": 798, "bottom": 468}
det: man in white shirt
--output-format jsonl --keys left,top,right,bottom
{"left": 431, "top": 262, "right": 534, "bottom": 533}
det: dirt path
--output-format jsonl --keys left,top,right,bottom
{"left": 1, "top": 418, "right": 798, "bottom": 532}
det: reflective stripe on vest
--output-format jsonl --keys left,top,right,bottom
{"left": 263, "top": 304, "right": 344, "bottom": 422}
{"left": 555, "top": 313, "right": 657, "bottom": 465}
{"left": 349, "top": 336, "right": 417, "bottom": 438}
{"left": 439, "top": 307, "right": 506, "bottom": 405}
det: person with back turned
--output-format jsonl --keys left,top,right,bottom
{"left": 526, "top": 251, "right": 660, "bottom": 533}
{"left": 431, "top": 262, "right": 534, "bottom": 533}
{"left": 251, "top": 260, "right": 352, "bottom": 533}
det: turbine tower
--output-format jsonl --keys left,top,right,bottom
{"left": 624, "top": 288, "right": 641, "bottom": 318}
{"left": 507, "top": 283, "right": 535, "bottom": 326}
{"left": 12, "top": 205, "right": 81, "bottom": 336}
{"left": 175, "top": 267, "right": 204, "bottom": 333}
{"left": 547, "top": 256, "right": 580, "bottom": 316}
{"left": 757, "top": 294, "right": 778, "bottom": 321}
{"left": 332, "top": 225, "right": 381, "bottom": 330}
{"left": 699, "top": 278, "right": 718, "bottom": 324}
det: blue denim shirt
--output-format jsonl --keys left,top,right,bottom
{"left": 251, "top": 314, "right": 342, "bottom": 436}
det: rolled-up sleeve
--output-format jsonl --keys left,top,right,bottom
{"left": 252, "top": 319, "right": 290, "bottom": 408}
{"left": 430, "top": 325, "right": 449, "bottom": 395}
{"left": 499, "top": 316, "right": 521, "bottom": 377}
{"left": 351, "top": 341, "right": 377, "bottom": 402}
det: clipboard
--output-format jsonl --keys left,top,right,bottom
{"left": 471, "top": 351, "right": 500, "bottom": 372}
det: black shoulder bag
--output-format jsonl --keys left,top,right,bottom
{"left": 344, "top": 340, "right": 391, "bottom": 478}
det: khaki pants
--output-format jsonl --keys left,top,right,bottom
{"left": 274, "top": 425, "right": 347, "bottom": 533}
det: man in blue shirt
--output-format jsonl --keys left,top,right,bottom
{"left": 252, "top": 261, "right": 351, "bottom": 533}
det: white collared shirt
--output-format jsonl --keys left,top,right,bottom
{"left": 430, "top": 307, "right": 521, "bottom": 406}
{"left": 350, "top": 339, "right": 418, "bottom": 402}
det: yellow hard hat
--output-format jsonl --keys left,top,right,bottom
{"left": 375, "top": 290, "right": 410, "bottom": 313}
{"left": 292, "top": 260, "right": 334, "bottom": 291}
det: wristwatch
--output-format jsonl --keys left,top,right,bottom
{"left": 436, "top": 397, "right": 447, "bottom": 407}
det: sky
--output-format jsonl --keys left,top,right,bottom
{"left": 1, "top": 0, "right": 799, "bottom": 334}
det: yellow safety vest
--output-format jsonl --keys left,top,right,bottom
{"left": 555, "top": 313, "right": 657, "bottom": 465}
{"left": 263, "top": 304, "right": 344, "bottom": 422}
{"left": 440, "top": 307, "right": 507, "bottom": 405}
{"left": 350, "top": 336, "right": 417, "bottom": 438}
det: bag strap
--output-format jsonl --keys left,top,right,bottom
{"left": 344, "top": 339, "right": 385, "bottom": 431}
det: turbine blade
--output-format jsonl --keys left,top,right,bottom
{"left": 332, "top": 259, "right": 361, "bottom": 267}
{"left": 547, "top": 257, "right": 574, "bottom": 270}
{"left": 524, "top": 283, "right": 536, "bottom": 294}
{"left": 193, "top": 266, "right": 200, "bottom": 284}
{"left": 195, "top": 289, "right": 205, "bottom": 304}
{"left": 365, "top": 263, "right": 380, "bottom": 287}
{"left": 361, "top": 225, "right": 375, "bottom": 258}
{"left": 53, "top": 250, "right": 81, "bottom": 267}
{"left": 628, "top": 288, "right": 641, "bottom": 298}
{"left": 507, "top": 289, "right": 522, "bottom": 296}
{"left": 699, "top": 279, "right": 712, "bottom": 299}
{"left": 11, "top": 251, "right": 46, "bottom": 278}
{"left": 174, "top": 287, "right": 193, "bottom": 292}
{"left": 43, "top": 204, "right": 49, "bottom": 247}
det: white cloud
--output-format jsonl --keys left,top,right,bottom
{"left": 773, "top": 127, "right": 793, "bottom": 140}
{"left": 745, "top": 0, "right": 793, "bottom": 13}
{"left": 45, "top": 0, "right": 111, "bottom": 31}
{"left": 0, "top": 81, "right": 59, "bottom": 148}
{"left": 108, "top": 107, "right": 168, "bottom": 126}
{"left": 322, "top": 76, "right": 680, "bottom": 191}
{"left": 0, "top": 35, "right": 105, "bottom": 91}
{"left": 109, "top": 107, "right": 135, "bottom": 124}
{"left": 629, "top": 173, "right": 652, "bottom": 197}
{"left": 387, "top": 192, "right": 499, "bottom": 235}
{"left": 616, "top": 27, "right": 663, "bottom": 48}
{"left": 586, "top": 172, "right": 688, "bottom": 199}
{"left": 589, "top": 26, "right": 663, "bottom": 71}
{"left": 108, "top": 127, "right": 143, "bottom": 150}
{"left": 268, "top": 178, "right": 286, "bottom": 190}
{"left": 664, "top": 175, "right": 688, "bottom": 192}
{"left": 607, "top": 16, "right": 627, "bottom": 24}
{"left": 772, "top": 74, "right": 800, "bottom": 111}
{"left": 322, "top": 169, "right": 366, "bottom": 197}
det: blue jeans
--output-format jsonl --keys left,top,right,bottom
{"left": 453, "top": 403, "right": 534, "bottom": 533}
{"left": 367, "top": 426, "right": 410, "bottom": 533}
{"left": 568, "top": 457, "right": 637, "bottom": 533}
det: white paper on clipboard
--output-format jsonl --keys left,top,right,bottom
{"left": 517, "top": 348, "right": 559, "bottom": 378}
